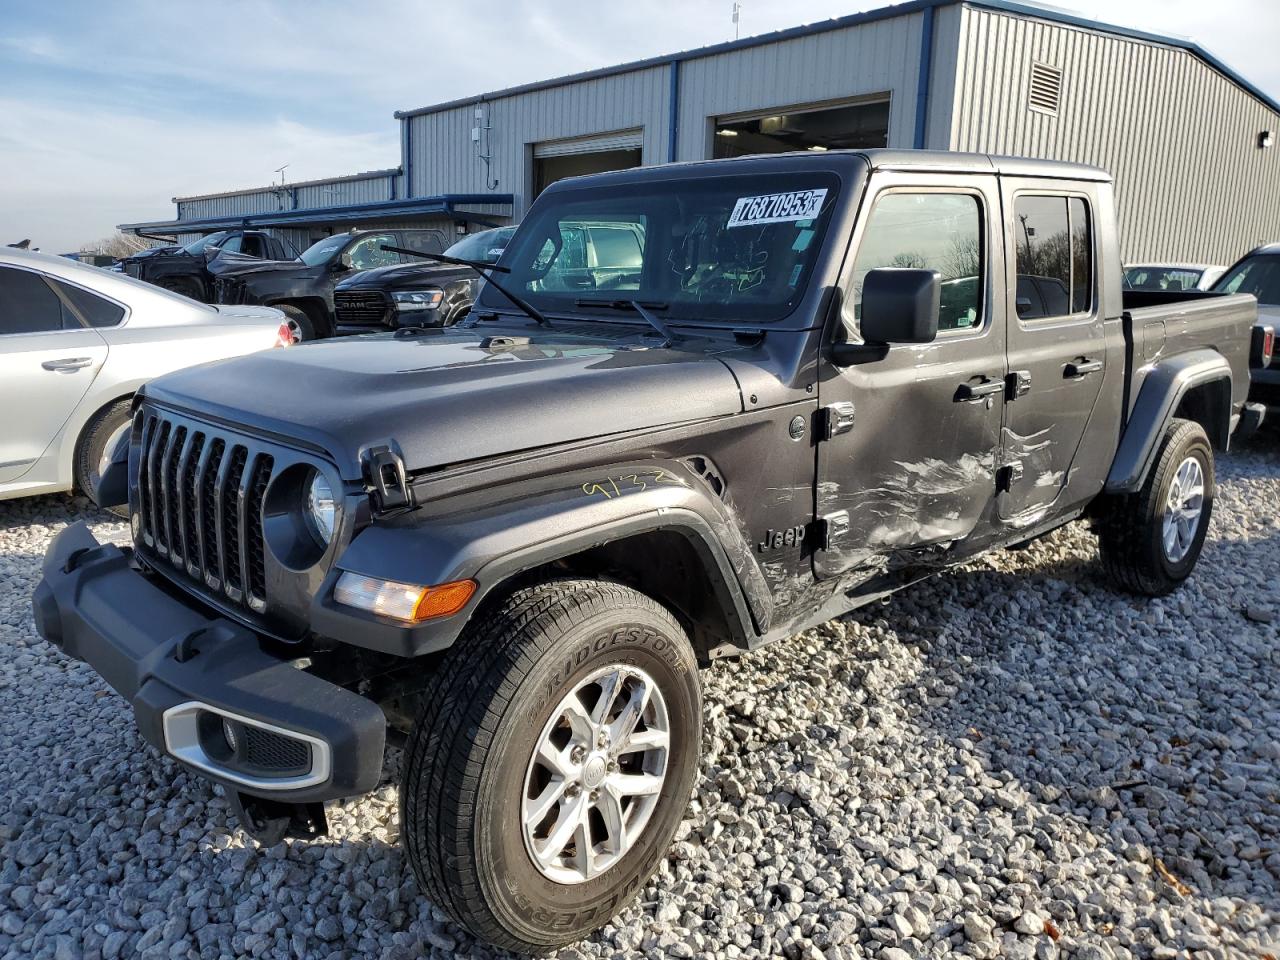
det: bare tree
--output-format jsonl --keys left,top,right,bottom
{"left": 81, "top": 232, "right": 160, "bottom": 259}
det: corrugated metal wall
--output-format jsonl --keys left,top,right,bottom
{"left": 407, "top": 66, "right": 670, "bottom": 215}
{"left": 176, "top": 172, "right": 401, "bottom": 222}
{"left": 676, "top": 9, "right": 943, "bottom": 160}
{"left": 950, "top": 6, "right": 1280, "bottom": 264}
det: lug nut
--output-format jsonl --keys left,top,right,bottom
{"left": 597, "top": 731, "right": 609, "bottom": 748}
{"left": 570, "top": 745, "right": 587, "bottom": 764}
{"left": 566, "top": 783, "right": 581, "bottom": 798}
{"left": 589, "top": 789, "right": 600, "bottom": 802}
{"left": 607, "top": 760, "right": 618, "bottom": 773}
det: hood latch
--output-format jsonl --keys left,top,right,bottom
{"left": 363, "top": 445, "right": 412, "bottom": 514}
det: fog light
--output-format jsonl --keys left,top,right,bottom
{"left": 334, "top": 573, "right": 476, "bottom": 623}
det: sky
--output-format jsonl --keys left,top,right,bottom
{"left": 2, "top": 0, "right": 1278, "bottom": 253}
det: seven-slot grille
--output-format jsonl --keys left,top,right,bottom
{"left": 136, "top": 413, "right": 273, "bottom": 612}
{"left": 334, "top": 290, "right": 391, "bottom": 326}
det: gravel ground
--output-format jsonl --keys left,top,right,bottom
{"left": 2, "top": 434, "right": 1278, "bottom": 960}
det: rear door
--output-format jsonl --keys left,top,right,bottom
{"left": 0, "top": 265, "right": 109, "bottom": 483}
{"left": 815, "top": 172, "right": 1006, "bottom": 580}
{"left": 999, "top": 183, "right": 1104, "bottom": 521}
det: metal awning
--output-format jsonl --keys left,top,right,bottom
{"left": 119, "top": 193, "right": 514, "bottom": 236}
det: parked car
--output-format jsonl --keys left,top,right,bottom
{"left": 1124, "top": 262, "right": 1227, "bottom": 292}
{"left": 211, "top": 228, "right": 449, "bottom": 341}
{"left": 120, "top": 230, "right": 293, "bottom": 303}
{"left": 0, "top": 247, "right": 289, "bottom": 508}
{"left": 1213, "top": 243, "right": 1280, "bottom": 407}
{"left": 36, "top": 150, "right": 1259, "bottom": 953}
{"left": 333, "top": 227, "right": 515, "bottom": 334}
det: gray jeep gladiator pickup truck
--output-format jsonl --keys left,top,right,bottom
{"left": 33, "top": 150, "right": 1259, "bottom": 953}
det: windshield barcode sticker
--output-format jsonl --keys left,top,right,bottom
{"left": 727, "top": 189, "right": 828, "bottom": 228}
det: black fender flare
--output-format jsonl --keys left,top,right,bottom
{"left": 310, "top": 460, "right": 770, "bottom": 658}
{"left": 1106, "top": 348, "right": 1232, "bottom": 494}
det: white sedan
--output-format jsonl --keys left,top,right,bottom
{"left": 0, "top": 247, "right": 289, "bottom": 507}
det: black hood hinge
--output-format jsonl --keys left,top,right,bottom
{"left": 361, "top": 444, "right": 413, "bottom": 515}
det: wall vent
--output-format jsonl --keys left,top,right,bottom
{"left": 1028, "top": 62, "right": 1063, "bottom": 115}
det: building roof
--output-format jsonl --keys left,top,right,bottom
{"left": 172, "top": 167, "right": 403, "bottom": 204}
{"left": 393, "top": 0, "right": 1280, "bottom": 120}
{"left": 120, "top": 194, "right": 514, "bottom": 237}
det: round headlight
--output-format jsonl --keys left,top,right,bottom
{"left": 305, "top": 472, "right": 335, "bottom": 546}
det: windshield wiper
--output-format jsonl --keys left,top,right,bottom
{"left": 381, "top": 245, "right": 549, "bottom": 327}
{"left": 573, "top": 298, "right": 675, "bottom": 347}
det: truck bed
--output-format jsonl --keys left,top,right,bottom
{"left": 1121, "top": 289, "right": 1256, "bottom": 427}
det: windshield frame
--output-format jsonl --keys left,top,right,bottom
{"left": 478, "top": 170, "right": 844, "bottom": 328}
{"left": 180, "top": 231, "right": 230, "bottom": 255}
{"left": 298, "top": 234, "right": 350, "bottom": 266}
{"left": 1212, "top": 253, "right": 1280, "bottom": 306}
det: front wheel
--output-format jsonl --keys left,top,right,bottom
{"left": 400, "top": 579, "right": 702, "bottom": 953}
{"left": 276, "top": 305, "right": 317, "bottom": 342}
{"left": 1096, "top": 417, "right": 1214, "bottom": 596}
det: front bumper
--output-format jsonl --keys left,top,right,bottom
{"left": 32, "top": 522, "right": 385, "bottom": 803}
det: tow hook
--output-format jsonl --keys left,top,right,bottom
{"left": 228, "top": 792, "right": 328, "bottom": 846}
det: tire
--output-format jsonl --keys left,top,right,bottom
{"left": 401, "top": 579, "right": 702, "bottom": 953}
{"left": 1097, "top": 418, "right": 1214, "bottom": 596}
{"left": 277, "top": 305, "right": 317, "bottom": 342}
{"left": 75, "top": 399, "right": 132, "bottom": 519}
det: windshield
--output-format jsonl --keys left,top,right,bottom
{"left": 1124, "top": 266, "right": 1203, "bottom": 292}
{"left": 446, "top": 226, "right": 516, "bottom": 264}
{"left": 298, "top": 234, "right": 349, "bottom": 266}
{"left": 180, "top": 231, "right": 230, "bottom": 255}
{"left": 480, "top": 173, "right": 840, "bottom": 322}
{"left": 1213, "top": 254, "right": 1280, "bottom": 305}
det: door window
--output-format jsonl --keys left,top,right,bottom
{"left": 399, "top": 230, "right": 447, "bottom": 256}
{"left": 0, "top": 267, "right": 79, "bottom": 335}
{"left": 50, "top": 280, "right": 126, "bottom": 328}
{"left": 345, "top": 234, "right": 400, "bottom": 270}
{"left": 1014, "top": 195, "right": 1092, "bottom": 318}
{"left": 849, "top": 193, "right": 983, "bottom": 332}
{"left": 220, "top": 236, "right": 244, "bottom": 255}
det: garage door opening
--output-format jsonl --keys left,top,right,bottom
{"left": 713, "top": 98, "right": 890, "bottom": 158}
{"left": 533, "top": 130, "right": 644, "bottom": 198}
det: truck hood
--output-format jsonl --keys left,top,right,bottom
{"left": 336, "top": 261, "right": 468, "bottom": 291}
{"left": 206, "top": 251, "right": 312, "bottom": 278}
{"left": 142, "top": 326, "right": 744, "bottom": 479}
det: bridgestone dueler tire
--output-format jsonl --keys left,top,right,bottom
{"left": 400, "top": 579, "right": 702, "bottom": 953}
{"left": 1097, "top": 417, "right": 1214, "bottom": 596}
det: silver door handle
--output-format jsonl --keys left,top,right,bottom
{"left": 42, "top": 357, "right": 93, "bottom": 372}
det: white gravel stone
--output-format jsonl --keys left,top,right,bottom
{"left": 3, "top": 434, "right": 1280, "bottom": 960}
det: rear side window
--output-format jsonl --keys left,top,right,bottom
{"left": 399, "top": 230, "right": 447, "bottom": 256}
{"left": 1215, "top": 254, "right": 1280, "bottom": 305}
{"left": 849, "top": 192, "right": 983, "bottom": 332}
{"left": 0, "top": 266, "right": 79, "bottom": 334}
{"left": 51, "top": 279, "right": 126, "bottom": 328}
{"left": 1014, "top": 194, "right": 1093, "bottom": 319}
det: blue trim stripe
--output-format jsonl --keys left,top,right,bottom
{"left": 913, "top": 5, "right": 936, "bottom": 149}
{"left": 667, "top": 60, "right": 680, "bottom": 164}
{"left": 119, "top": 194, "right": 515, "bottom": 235}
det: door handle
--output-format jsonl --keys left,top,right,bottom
{"left": 1064, "top": 359, "right": 1103, "bottom": 378}
{"left": 42, "top": 357, "right": 93, "bottom": 372}
{"left": 955, "top": 378, "right": 1004, "bottom": 403}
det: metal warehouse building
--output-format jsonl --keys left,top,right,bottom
{"left": 123, "top": 0, "right": 1280, "bottom": 265}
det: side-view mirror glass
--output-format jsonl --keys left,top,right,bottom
{"left": 859, "top": 268, "right": 940, "bottom": 344}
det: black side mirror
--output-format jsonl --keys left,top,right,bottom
{"left": 860, "top": 268, "right": 940, "bottom": 344}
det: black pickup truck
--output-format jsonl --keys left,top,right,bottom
{"left": 333, "top": 226, "right": 515, "bottom": 334}
{"left": 35, "top": 151, "right": 1259, "bottom": 953}
{"left": 210, "top": 228, "right": 448, "bottom": 341}
{"left": 119, "top": 230, "right": 293, "bottom": 302}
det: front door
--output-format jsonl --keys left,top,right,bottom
{"left": 815, "top": 173, "right": 1006, "bottom": 580}
{"left": 0, "top": 265, "right": 109, "bottom": 483}
{"left": 999, "top": 184, "right": 1105, "bottom": 522}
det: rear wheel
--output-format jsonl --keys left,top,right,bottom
{"left": 400, "top": 579, "right": 702, "bottom": 953}
{"left": 75, "top": 399, "right": 132, "bottom": 519}
{"left": 277, "top": 305, "right": 317, "bottom": 342}
{"left": 1096, "top": 418, "right": 1214, "bottom": 596}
